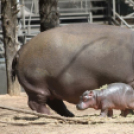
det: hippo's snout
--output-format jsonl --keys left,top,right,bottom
{"left": 76, "top": 102, "right": 86, "bottom": 110}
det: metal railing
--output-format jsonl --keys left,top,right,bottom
{"left": 18, "top": 0, "right": 107, "bottom": 37}
{"left": 112, "top": 0, "right": 134, "bottom": 31}
{"left": 1, "top": 0, "right": 133, "bottom": 64}
{"left": 125, "top": 0, "right": 134, "bottom": 8}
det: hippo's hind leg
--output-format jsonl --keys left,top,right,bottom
{"left": 120, "top": 109, "right": 134, "bottom": 116}
{"left": 27, "top": 91, "right": 51, "bottom": 114}
{"left": 128, "top": 109, "right": 134, "bottom": 115}
{"left": 120, "top": 109, "right": 130, "bottom": 117}
{"left": 47, "top": 99, "right": 74, "bottom": 117}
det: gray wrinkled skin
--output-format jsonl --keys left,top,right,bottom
{"left": 13, "top": 23, "right": 134, "bottom": 117}
{"left": 77, "top": 83, "right": 134, "bottom": 117}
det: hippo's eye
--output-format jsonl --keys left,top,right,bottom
{"left": 83, "top": 96, "right": 88, "bottom": 102}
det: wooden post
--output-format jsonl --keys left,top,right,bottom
{"left": 107, "top": 0, "right": 112, "bottom": 25}
{"left": 1, "top": 0, "right": 20, "bottom": 95}
{"left": 39, "top": 0, "right": 59, "bottom": 32}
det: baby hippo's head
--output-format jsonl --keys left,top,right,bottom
{"left": 76, "top": 90, "right": 97, "bottom": 110}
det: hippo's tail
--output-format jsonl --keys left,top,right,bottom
{"left": 12, "top": 51, "right": 19, "bottom": 82}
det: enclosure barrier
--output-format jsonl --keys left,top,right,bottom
{"left": 0, "top": 0, "right": 134, "bottom": 63}
{"left": 112, "top": 0, "right": 134, "bottom": 31}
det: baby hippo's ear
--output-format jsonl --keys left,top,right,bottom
{"left": 83, "top": 90, "right": 90, "bottom": 96}
{"left": 89, "top": 90, "right": 94, "bottom": 96}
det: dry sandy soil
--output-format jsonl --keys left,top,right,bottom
{"left": 0, "top": 93, "right": 134, "bottom": 134}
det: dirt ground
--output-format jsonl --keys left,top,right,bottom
{"left": 1, "top": 93, "right": 134, "bottom": 134}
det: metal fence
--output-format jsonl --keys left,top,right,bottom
{"left": 0, "top": 0, "right": 134, "bottom": 62}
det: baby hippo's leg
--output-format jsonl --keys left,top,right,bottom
{"left": 100, "top": 100, "right": 111, "bottom": 117}
{"left": 120, "top": 109, "right": 130, "bottom": 117}
{"left": 128, "top": 109, "right": 134, "bottom": 115}
{"left": 100, "top": 108, "right": 108, "bottom": 117}
{"left": 107, "top": 109, "right": 113, "bottom": 117}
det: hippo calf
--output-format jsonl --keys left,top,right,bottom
{"left": 76, "top": 83, "right": 134, "bottom": 117}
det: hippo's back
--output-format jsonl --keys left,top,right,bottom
{"left": 18, "top": 23, "right": 134, "bottom": 78}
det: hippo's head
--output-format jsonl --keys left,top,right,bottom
{"left": 76, "top": 90, "right": 97, "bottom": 110}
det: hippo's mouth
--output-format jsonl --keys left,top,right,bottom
{"left": 76, "top": 102, "right": 88, "bottom": 110}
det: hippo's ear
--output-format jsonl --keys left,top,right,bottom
{"left": 89, "top": 91, "right": 94, "bottom": 96}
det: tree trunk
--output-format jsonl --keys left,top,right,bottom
{"left": 1, "top": 0, "right": 20, "bottom": 95}
{"left": 39, "top": 0, "right": 59, "bottom": 32}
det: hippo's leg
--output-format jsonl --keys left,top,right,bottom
{"left": 128, "top": 109, "right": 134, "bottom": 115}
{"left": 47, "top": 99, "right": 74, "bottom": 117}
{"left": 120, "top": 109, "right": 130, "bottom": 117}
{"left": 126, "top": 82, "right": 134, "bottom": 115}
{"left": 28, "top": 93, "right": 50, "bottom": 114}
{"left": 121, "top": 109, "right": 134, "bottom": 115}
{"left": 107, "top": 109, "right": 113, "bottom": 117}
{"left": 100, "top": 108, "right": 108, "bottom": 117}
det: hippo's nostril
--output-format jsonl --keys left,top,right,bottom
{"left": 76, "top": 103, "right": 84, "bottom": 110}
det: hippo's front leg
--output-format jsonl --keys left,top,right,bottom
{"left": 100, "top": 107, "right": 108, "bottom": 117}
{"left": 107, "top": 109, "right": 113, "bottom": 117}
{"left": 47, "top": 99, "right": 74, "bottom": 117}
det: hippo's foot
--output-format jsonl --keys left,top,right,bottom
{"left": 28, "top": 98, "right": 50, "bottom": 114}
{"left": 27, "top": 92, "right": 51, "bottom": 114}
{"left": 47, "top": 99, "right": 74, "bottom": 117}
{"left": 107, "top": 109, "right": 113, "bottom": 117}
{"left": 120, "top": 109, "right": 130, "bottom": 117}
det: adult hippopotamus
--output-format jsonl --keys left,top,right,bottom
{"left": 76, "top": 83, "right": 134, "bottom": 117}
{"left": 12, "top": 23, "right": 134, "bottom": 117}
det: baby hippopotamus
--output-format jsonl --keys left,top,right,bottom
{"left": 76, "top": 83, "right": 134, "bottom": 117}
